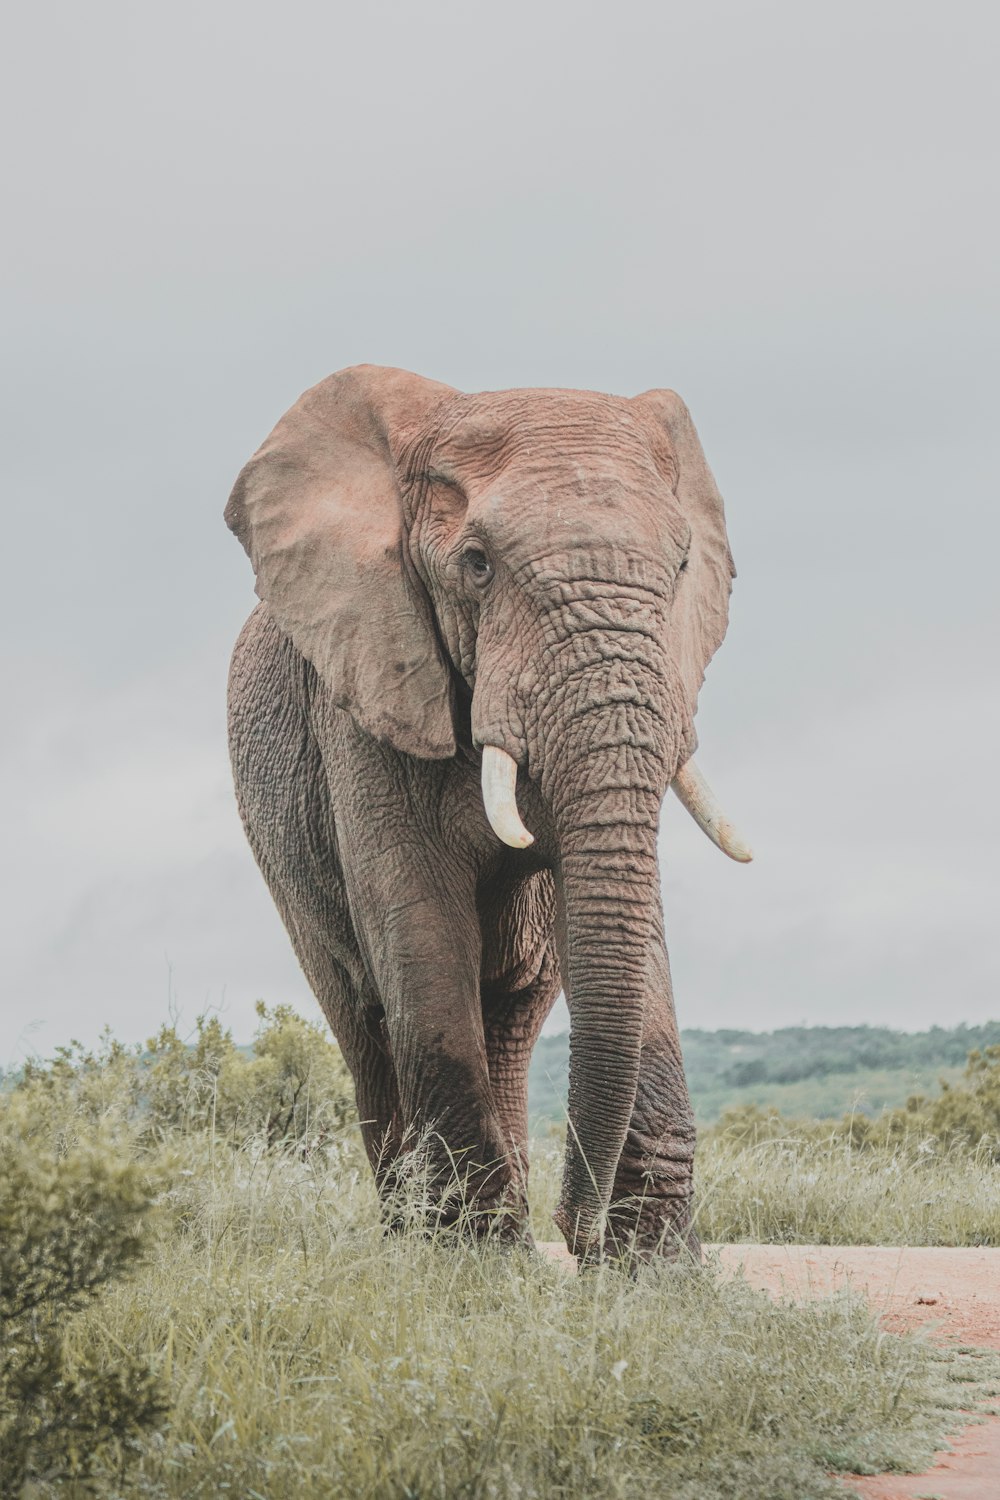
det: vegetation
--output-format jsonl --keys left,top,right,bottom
{"left": 528, "top": 1021, "right": 1000, "bottom": 1124}
{"left": 0, "top": 1004, "right": 354, "bottom": 1496}
{"left": 687, "top": 1046, "right": 1000, "bottom": 1246}
{"left": 1, "top": 1013, "right": 999, "bottom": 1497}
{"left": 522, "top": 1047, "right": 1000, "bottom": 1249}
{"left": 138, "top": 1002, "right": 356, "bottom": 1145}
{"left": 0, "top": 1088, "right": 164, "bottom": 1494}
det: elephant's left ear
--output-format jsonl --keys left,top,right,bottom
{"left": 631, "top": 389, "right": 736, "bottom": 726}
{"left": 225, "top": 365, "right": 459, "bottom": 759}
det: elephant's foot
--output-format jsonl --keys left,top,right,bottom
{"left": 606, "top": 1205, "right": 701, "bottom": 1269}
{"left": 379, "top": 1140, "right": 533, "bottom": 1248}
{"left": 555, "top": 1190, "right": 700, "bottom": 1272}
{"left": 451, "top": 1185, "right": 533, "bottom": 1248}
{"left": 604, "top": 1123, "right": 699, "bottom": 1266}
{"left": 552, "top": 1201, "right": 601, "bottom": 1263}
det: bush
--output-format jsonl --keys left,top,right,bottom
{"left": 0, "top": 1091, "right": 164, "bottom": 1494}
{"left": 17, "top": 1032, "right": 145, "bottom": 1146}
{"left": 0, "top": 1005, "right": 356, "bottom": 1492}
{"left": 836, "top": 1046, "right": 1000, "bottom": 1161}
{"left": 921, "top": 1045, "right": 1000, "bottom": 1156}
{"left": 143, "top": 1002, "right": 356, "bottom": 1146}
{"left": 14, "top": 1003, "right": 358, "bottom": 1154}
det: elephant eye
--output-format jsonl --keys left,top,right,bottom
{"left": 462, "top": 546, "right": 494, "bottom": 587}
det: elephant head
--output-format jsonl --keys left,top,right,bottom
{"left": 226, "top": 364, "right": 749, "bottom": 1253}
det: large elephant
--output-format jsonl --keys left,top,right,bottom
{"left": 225, "top": 365, "right": 750, "bottom": 1264}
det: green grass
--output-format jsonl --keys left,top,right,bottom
{"left": 522, "top": 1126, "right": 1000, "bottom": 1249}
{"left": 694, "top": 1128, "right": 1000, "bottom": 1247}
{"left": 63, "top": 1135, "right": 1000, "bottom": 1499}
{"left": 5, "top": 1016, "right": 1000, "bottom": 1497}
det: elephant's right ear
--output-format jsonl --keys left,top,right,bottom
{"left": 631, "top": 388, "right": 735, "bottom": 727}
{"left": 225, "top": 365, "right": 459, "bottom": 759}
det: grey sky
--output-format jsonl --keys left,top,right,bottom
{"left": 3, "top": 1, "right": 997, "bottom": 1061}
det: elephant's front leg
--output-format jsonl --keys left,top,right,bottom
{"left": 604, "top": 919, "right": 700, "bottom": 1263}
{"left": 337, "top": 822, "right": 517, "bottom": 1235}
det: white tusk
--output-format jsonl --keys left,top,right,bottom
{"left": 481, "top": 746, "right": 535, "bottom": 849}
{"left": 671, "top": 760, "right": 753, "bottom": 863}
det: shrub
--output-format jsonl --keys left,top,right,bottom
{"left": 924, "top": 1045, "right": 1000, "bottom": 1156}
{"left": 17, "top": 1032, "right": 144, "bottom": 1147}
{"left": 0, "top": 1091, "right": 164, "bottom": 1494}
{"left": 143, "top": 1002, "right": 356, "bottom": 1146}
{"left": 835, "top": 1046, "right": 1000, "bottom": 1161}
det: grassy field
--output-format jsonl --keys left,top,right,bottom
{"left": 3, "top": 1012, "right": 1000, "bottom": 1497}
{"left": 526, "top": 1125, "right": 1000, "bottom": 1250}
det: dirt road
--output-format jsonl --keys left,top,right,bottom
{"left": 716, "top": 1246, "right": 1000, "bottom": 1500}
{"left": 541, "top": 1243, "right": 1000, "bottom": 1498}
{"left": 715, "top": 1245, "right": 1000, "bottom": 1351}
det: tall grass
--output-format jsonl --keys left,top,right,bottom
{"left": 695, "top": 1126, "right": 1000, "bottom": 1247}
{"left": 3, "top": 1016, "right": 999, "bottom": 1497}
{"left": 63, "top": 1134, "right": 1000, "bottom": 1499}
{"left": 525, "top": 1120, "right": 1000, "bottom": 1249}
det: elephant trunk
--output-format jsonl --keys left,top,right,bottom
{"left": 542, "top": 730, "right": 667, "bottom": 1259}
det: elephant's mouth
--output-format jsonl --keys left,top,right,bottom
{"left": 479, "top": 744, "right": 753, "bottom": 863}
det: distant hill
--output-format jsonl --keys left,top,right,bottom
{"left": 528, "top": 1021, "right": 1000, "bottom": 1126}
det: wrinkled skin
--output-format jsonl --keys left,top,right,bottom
{"left": 226, "top": 365, "right": 739, "bottom": 1265}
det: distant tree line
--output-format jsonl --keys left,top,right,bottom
{"left": 527, "top": 1021, "right": 1000, "bottom": 1123}
{"left": 681, "top": 1022, "right": 1000, "bottom": 1090}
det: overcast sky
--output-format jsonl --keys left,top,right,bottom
{"left": 3, "top": 1, "right": 997, "bottom": 1063}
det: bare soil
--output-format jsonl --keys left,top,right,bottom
{"left": 713, "top": 1245, "right": 1000, "bottom": 1352}
{"left": 716, "top": 1246, "right": 1000, "bottom": 1500}
{"left": 540, "top": 1243, "right": 1000, "bottom": 1498}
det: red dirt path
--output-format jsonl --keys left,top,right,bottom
{"left": 540, "top": 1243, "right": 1000, "bottom": 1498}
{"left": 716, "top": 1246, "right": 1000, "bottom": 1500}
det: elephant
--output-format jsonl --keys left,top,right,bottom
{"left": 225, "top": 364, "right": 751, "bottom": 1265}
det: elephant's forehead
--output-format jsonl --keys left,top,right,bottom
{"left": 432, "top": 389, "right": 668, "bottom": 482}
{"left": 427, "top": 391, "right": 680, "bottom": 556}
